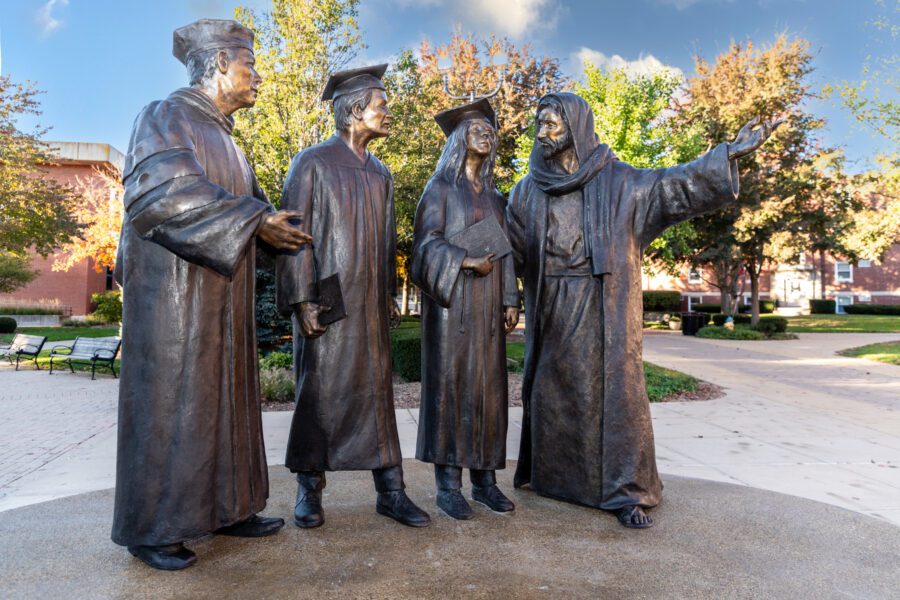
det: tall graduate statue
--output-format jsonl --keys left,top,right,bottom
{"left": 507, "top": 92, "right": 780, "bottom": 528}
{"left": 276, "top": 64, "right": 431, "bottom": 529}
{"left": 411, "top": 99, "right": 520, "bottom": 520}
{"left": 112, "top": 19, "right": 310, "bottom": 570}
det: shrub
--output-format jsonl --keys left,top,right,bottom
{"left": 692, "top": 303, "right": 720, "bottom": 313}
{"left": 753, "top": 316, "right": 788, "bottom": 336}
{"left": 91, "top": 290, "right": 122, "bottom": 324}
{"left": 259, "top": 368, "right": 295, "bottom": 403}
{"left": 759, "top": 300, "right": 776, "bottom": 314}
{"left": 711, "top": 313, "right": 751, "bottom": 326}
{"left": 696, "top": 325, "right": 765, "bottom": 340}
{"left": 844, "top": 304, "right": 900, "bottom": 316}
{"left": 0, "top": 316, "right": 16, "bottom": 333}
{"left": 643, "top": 291, "right": 682, "bottom": 312}
{"left": 391, "top": 326, "right": 422, "bottom": 382}
{"left": 809, "top": 299, "right": 836, "bottom": 314}
{"left": 260, "top": 350, "right": 292, "bottom": 370}
{"left": 0, "top": 305, "right": 64, "bottom": 315}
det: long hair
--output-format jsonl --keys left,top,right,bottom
{"left": 432, "top": 119, "right": 497, "bottom": 191}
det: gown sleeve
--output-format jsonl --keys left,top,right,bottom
{"left": 410, "top": 179, "right": 467, "bottom": 309}
{"left": 275, "top": 152, "right": 319, "bottom": 315}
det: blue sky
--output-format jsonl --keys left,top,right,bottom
{"left": 0, "top": 0, "right": 893, "bottom": 170}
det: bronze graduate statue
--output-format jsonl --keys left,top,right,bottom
{"left": 411, "top": 99, "right": 520, "bottom": 519}
{"left": 276, "top": 64, "right": 431, "bottom": 529}
{"left": 506, "top": 92, "right": 780, "bottom": 528}
{"left": 112, "top": 19, "right": 311, "bottom": 570}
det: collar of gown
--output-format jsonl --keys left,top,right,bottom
{"left": 170, "top": 87, "right": 235, "bottom": 135}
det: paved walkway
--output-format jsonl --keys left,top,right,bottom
{"left": 1, "top": 333, "right": 898, "bottom": 525}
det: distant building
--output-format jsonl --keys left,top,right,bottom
{"left": 0, "top": 142, "right": 124, "bottom": 316}
{"left": 643, "top": 245, "right": 900, "bottom": 313}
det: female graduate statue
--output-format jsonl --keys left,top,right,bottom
{"left": 411, "top": 99, "right": 520, "bottom": 520}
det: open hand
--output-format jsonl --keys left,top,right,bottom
{"left": 296, "top": 301, "right": 328, "bottom": 338}
{"left": 258, "top": 210, "right": 312, "bottom": 251}
{"left": 728, "top": 116, "right": 784, "bottom": 160}
{"left": 462, "top": 254, "right": 494, "bottom": 276}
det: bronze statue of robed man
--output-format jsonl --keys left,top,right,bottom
{"left": 112, "top": 19, "right": 310, "bottom": 571}
{"left": 506, "top": 91, "right": 780, "bottom": 528}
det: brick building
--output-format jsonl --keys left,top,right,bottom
{"left": 0, "top": 142, "right": 124, "bottom": 316}
{"left": 643, "top": 244, "right": 900, "bottom": 313}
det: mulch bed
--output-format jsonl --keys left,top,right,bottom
{"left": 262, "top": 372, "right": 723, "bottom": 412}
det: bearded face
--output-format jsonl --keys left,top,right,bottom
{"left": 536, "top": 106, "right": 573, "bottom": 160}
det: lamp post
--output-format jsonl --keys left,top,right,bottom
{"left": 438, "top": 53, "right": 508, "bottom": 101}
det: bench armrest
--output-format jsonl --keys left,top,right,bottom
{"left": 0, "top": 343, "right": 11, "bottom": 351}
{"left": 18, "top": 344, "right": 41, "bottom": 353}
{"left": 50, "top": 345, "right": 73, "bottom": 355}
{"left": 93, "top": 349, "right": 116, "bottom": 360}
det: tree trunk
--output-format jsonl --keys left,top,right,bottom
{"left": 400, "top": 275, "right": 409, "bottom": 316}
{"left": 818, "top": 248, "right": 826, "bottom": 299}
{"left": 749, "top": 269, "right": 761, "bottom": 326}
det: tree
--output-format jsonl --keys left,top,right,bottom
{"left": 52, "top": 166, "right": 123, "bottom": 274}
{"left": 675, "top": 35, "right": 826, "bottom": 323}
{"left": 0, "top": 252, "right": 37, "bottom": 294}
{"left": 0, "top": 75, "right": 79, "bottom": 256}
{"left": 233, "top": 0, "right": 364, "bottom": 205}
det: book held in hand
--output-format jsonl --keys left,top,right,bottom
{"left": 447, "top": 217, "right": 512, "bottom": 262}
{"left": 316, "top": 273, "right": 347, "bottom": 325}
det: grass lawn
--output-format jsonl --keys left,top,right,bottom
{"left": 505, "top": 341, "right": 698, "bottom": 402}
{"left": 785, "top": 314, "right": 900, "bottom": 333}
{"left": 837, "top": 341, "right": 900, "bottom": 366}
{"left": 1, "top": 326, "right": 119, "bottom": 344}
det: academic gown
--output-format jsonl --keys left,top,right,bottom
{"left": 411, "top": 177, "right": 519, "bottom": 470}
{"left": 112, "top": 88, "right": 272, "bottom": 547}
{"left": 506, "top": 92, "right": 740, "bottom": 511}
{"left": 276, "top": 136, "right": 401, "bottom": 472}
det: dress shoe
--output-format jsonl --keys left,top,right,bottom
{"left": 294, "top": 486, "right": 325, "bottom": 528}
{"left": 375, "top": 490, "right": 431, "bottom": 527}
{"left": 127, "top": 543, "right": 196, "bottom": 571}
{"left": 216, "top": 514, "right": 285, "bottom": 537}
{"left": 436, "top": 489, "right": 474, "bottom": 520}
{"left": 472, "top": 484, "right": 515, "bottom": 512}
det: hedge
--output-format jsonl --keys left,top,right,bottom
{"left": 696, "top": 326, "right": 766, "bottom": 340}
{"left": 753, "top": 316, "right": 788, "bottom": 335}
{"left": 809, "top": 299, "right": 836, "bottom": 314}
{"left": 391, "top": 324, "right": 422, "bottom": 382}
{"left": 0, "top": 306, "right": 64, "bottom": 315}
{"left": 643, "top": 291, "right": 681, "bottom": 312}
{"left": 692, "top": 301, "right": 775, "bottom": 314}
{"left": 0, "top": 317, "right": 16, "bottom": 333}
{"left": 843, "top": 304, "right": 900, "bottom": 316}
{"left": 692, "top": 303, "right": 721, "bottom": 313}
{"left": 711, "top": 313, "right": 751, "bottom": 326}
{"left": 260, "top": 351, "right": 292, "bottom": 370}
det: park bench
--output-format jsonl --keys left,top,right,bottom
{"left": 49, "top": 336, "right": 121, "bottom": 380}
{"left": 0, "top": 334, "right": 48, "bottom": 371}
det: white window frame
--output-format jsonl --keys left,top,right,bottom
{"left": 835, "top": 261, "right": 853, "bottom": 283}
{"left": 858, "top": 260, "right": 872, "bottom": 268}
{"left": 835, "top": 294, "right": 854, "bottom": 314}
{"left": 688, "top": 268, "right": 702, "bottom": 285}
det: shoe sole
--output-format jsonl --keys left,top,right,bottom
{"left": 127, "top": 548, "right": 197, "bottom": 571}
{"left": 293, "top": 516, "right": 325, "bottom": 529}
{"left": 375, "top": 504, "right": 431, "bottom": 527}
{"left": 471, "top": 497, "right": 515, "bottom": 513}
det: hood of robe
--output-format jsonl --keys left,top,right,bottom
{"left": 529, "top": 92, "right": 617, "bottom": 196}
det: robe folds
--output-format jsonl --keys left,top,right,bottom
{"left": 112, "top": 88, "right": 272, "bottom": 547}
{"left": 507, "top": 92, "right": 740, "bottom": 511}
{"left": 276, "top": 136, "right": 400, "bottom": 472}
{"left": 411, "top": 178, "right": 519, "bottom": 470}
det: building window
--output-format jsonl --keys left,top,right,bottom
{"left": 835, "top": 262, "right": 853, "bottom": 283}
{"left": 688, "top": 268, "right": 702, "bottom": 285}
{"left": 835, "top": 294, "right": 853, "bottom": 314}
{"left": 858, "top": 260, "right": 872, "bottom": 268}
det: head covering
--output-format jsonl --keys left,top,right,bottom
{"left": 173, "top": 19, "right": 254, "bottom": 65}
{"left": 529, "top": 92, "right": 617, "bottom": 196}
{"left": 322, "top": 64, "right": 388, "bottom": 101}
{"left": 433, "top": 98, "right": 498, "bottom": 137}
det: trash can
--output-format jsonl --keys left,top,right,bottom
{"left": 681, "top": 312, "right": 708, "bottom": 336}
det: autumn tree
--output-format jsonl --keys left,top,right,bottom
{"left": 0, "top": 75, "right": 79, "bottom": 291}
{"left": 52, "top": 166, "right": 123, "bottom": 274}
{"left": 675, "top": 35, "right": 826, "bottom": 323}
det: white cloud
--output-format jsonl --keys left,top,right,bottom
{"left": 573, "top": 47, "right": 684, "bottom": 79}
{"left": 391, "top": 0, "right": 559, "bottom": 37}
{"left": 35, "top": 0, "right": 68, "bottom": 36}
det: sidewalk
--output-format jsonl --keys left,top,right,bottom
{"left": 1, "top": 333, "right": 898, "bottom": 525}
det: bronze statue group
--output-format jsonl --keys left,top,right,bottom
{"left": 112, "top": 19, "right": 778, "bottom": 571}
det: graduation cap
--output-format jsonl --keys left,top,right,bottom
{"left": 321, "top": 64, "right": 388, "bottom": 101}
{"left": 173, "top": 19, "right": 254, "bottom": 65}
{"left": 433, "top": 98, "right": 498, "bottom": 138}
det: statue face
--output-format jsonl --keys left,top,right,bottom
{"left": 465, "top": 119, "right": 496, "bottom": 158}
{"left": 221, "top": 47, "right": 262, "bottom": 110}
{"left": 357, "top": 90, "right": 392, "bottom": 139}
{"left": 536, "top": 107, "right": 572, "bottom": 160}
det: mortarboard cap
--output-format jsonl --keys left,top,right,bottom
{"left": 433, "top": 98, "right": 498, "bottom": 138}
{"left": 321, "top": 64, "right": 388, "bottom": 101}
{"left": 173, "top": 19, "right": 254, "bottom": 65}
